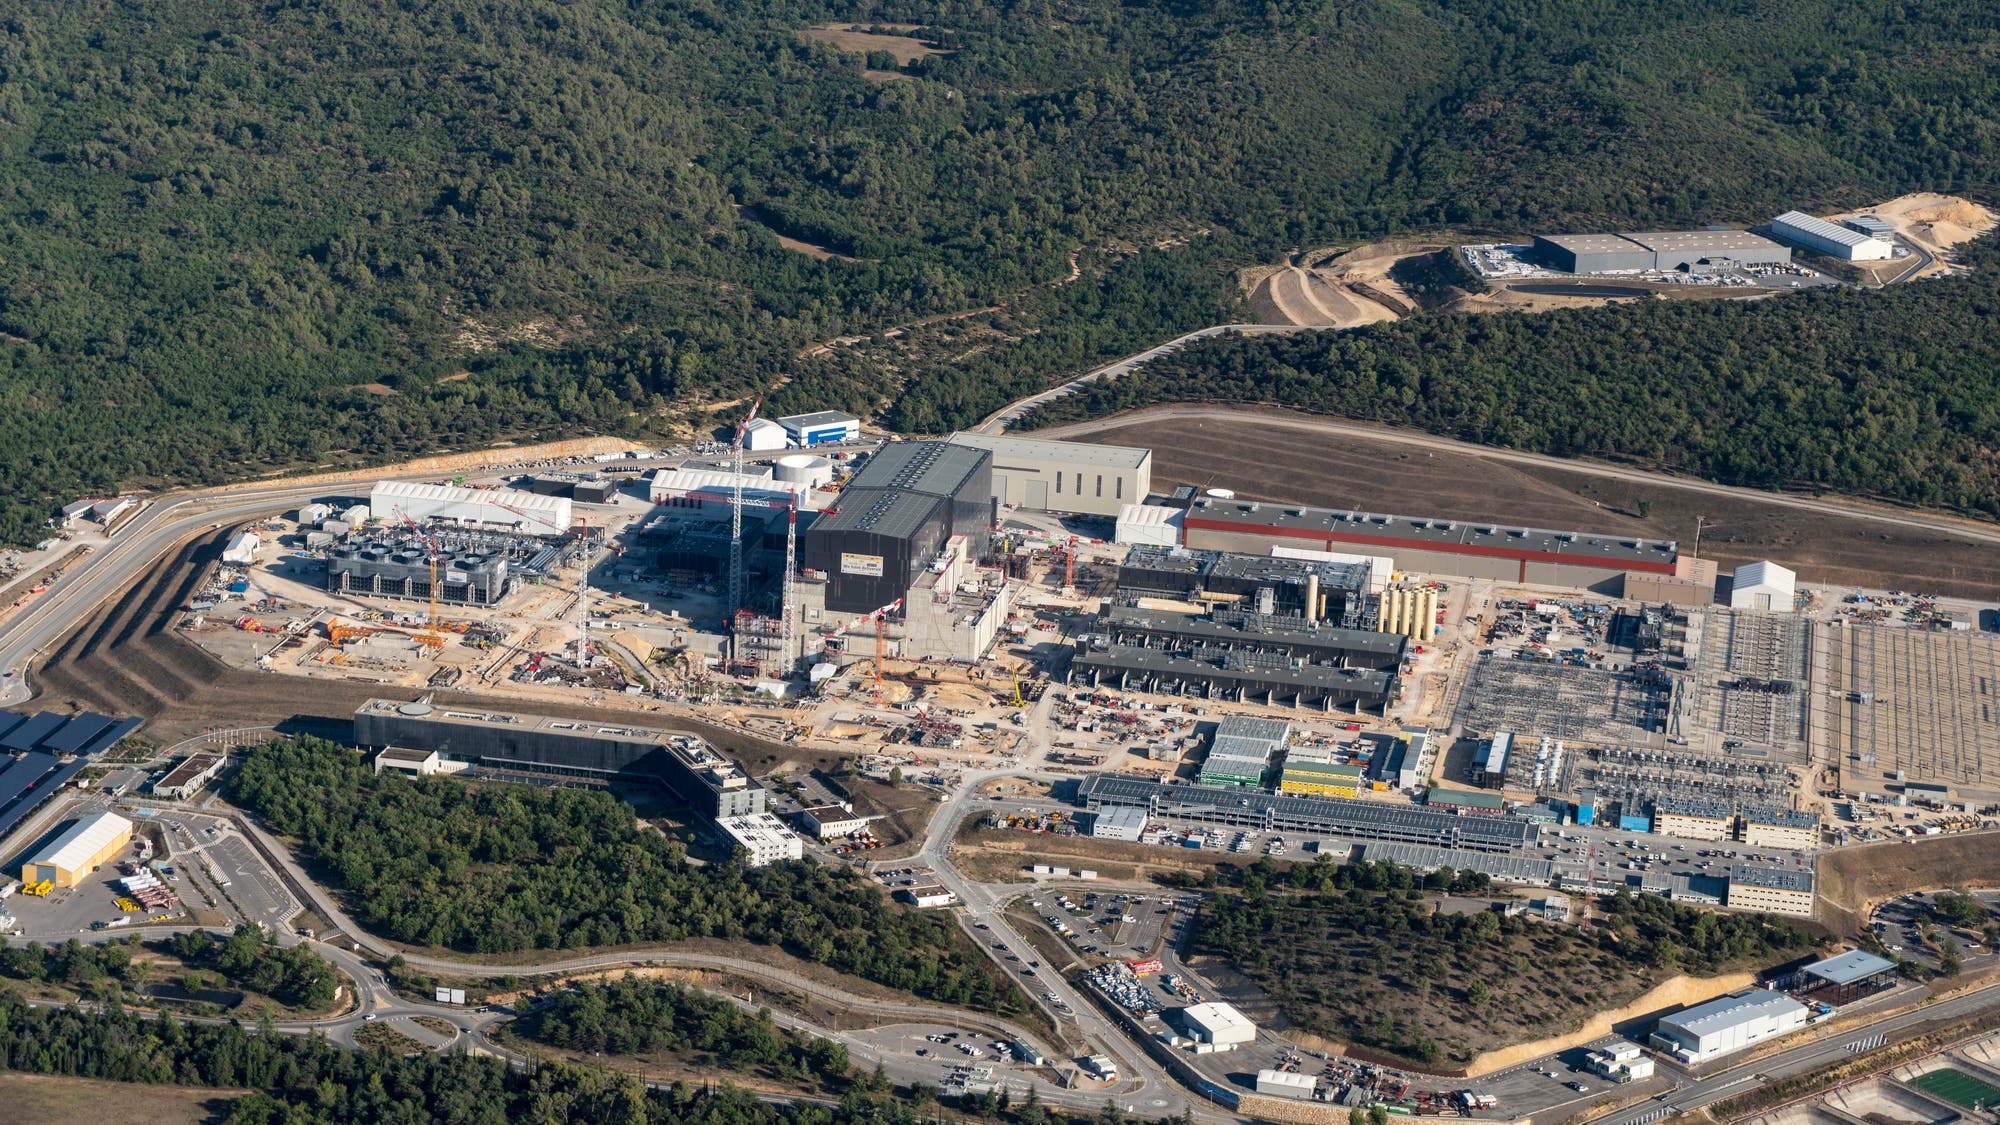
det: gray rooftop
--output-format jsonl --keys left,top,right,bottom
{"left": 1098, "top": 608, "right": 1405, "bottom": 657}
{"left": 1656, "top": 796, "right": 1735, "bottom": 821}
{"left": 1626, "top": 229, "right": 1786, "bottom": 254}
{"left": 1183, "top": 499, "right": 1678, "bottom": 566}
{"left": 1074, "top": 645, "right": 1394, "bottom": 694}
{"left": 1728, "top": 865, "right": 1814, "bottom": 892}
{"left": 1539, "top": 233, "right": 1649, "bottom": 254}
{"left": 1659, "top": 989, "right": 1806, "bottom": 1035}
{"left": 948, "top": 432, "right": 1151, "bottom": 470}
{"left": 1076, "top": 775, "right": 1535, "bottom": 849}
{"left": 849, "top": 440, "right": 989, "bottom": 499}
{"left": 1801, "top": 949, "right": 1896, "bottom": 985}
{"left": 809, "top": 487, "right": 943, "bottom": 539}
{"left": 1358, "top": 842, "right": 1555, "bottom": 883}
{"left": 1741, "top": 807, "right": 1819, "bottom": 829}
{"left": 777, "top": 410, "right": 859, "bottom": 430}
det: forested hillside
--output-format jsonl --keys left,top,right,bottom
{"left": 1021, "top": 237, "right": 2000, "bottom": 516}
{"left": 2, "top": 0, "right": 1997, "bottom": 540}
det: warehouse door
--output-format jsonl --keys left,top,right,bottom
{"left": 993, "top": 474, "right": 1009, "bottom": 506}
{"left": 1026, "top": 479, "right": 1048, "bottom": 509}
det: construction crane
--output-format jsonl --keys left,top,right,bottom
{"left": 812, "top": 597, "right": 903, "bottom": 704}
{"left": 682, "top": 486, "right": 800, "bottom": 675}
{"left": 394, "top": 507, "right": 445, "bottom": 648}
{"left": 1010, "top": 668, "right": 1027, "bottom": 708}
{"left": 727, "top": 396, "right": 764, "bottom": 619}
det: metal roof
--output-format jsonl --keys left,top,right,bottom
{"left": 1539, "top": 233, "right": 1649, "bottom": 254}
{"left": 1076, "top": 775, "right": 1534, "bottom": 849}
{"left": 1728, "top": 865, "right": 1814, "bottom": 892}
{"left": 1627, "top": 229, "right": 1786, "bottom": 255}
{"left": 1427, "top": 788, "right": 1509, "bottom": 810}
{"left": 948, "top": 431, "right": 1151, "bottom": 470}
{"left": 1656, "top": 796, "right": 1735, "bottom": 821}
{"left": 1075, "top": 645, "right": 1393, "bottom": 695}
{"left": 0, "top": 753, "right": 60, "bottom": 811}
{"left": 1801, "top": 950, "right": 1896, "bottom": 985}
{"left": 847, "top": 441, "right": 988, "bottom": 500}
{"left": 1, "top": 713, "right": 67, "bottom": 752}
{"left": 1658, "top": 990, "right": 1806, "bottom": 1036}
{"left": 810, "top": 487, "right": 945, "bottom": 539}
{"left": 27, "top": 811, "right": 132, "bottom": 872}
{"left": 1741, "top": 807, "right": 1818, "bottom": 829}
{"left": 1772, "top": 211, "right": 1880, "bottom": 249}
{"left": 1358, "top": 842, "right": 1554, "bottom": 882}
{"left": 776, "top": 410, "right": 859, "bottom": 431}
{"left": 1183, "top": 499, "right": 1677, "bottom": 566}
{"left": 40, "top": 713, "right": 116, "bottom": 754}
{"left": 1100, "top": 607, "right": 1405, "bottom": 657}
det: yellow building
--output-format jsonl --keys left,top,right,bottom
{"left": 1652, "top": 797, "right": 1734, "bottom": 842}
{"left": 1738, "top": 808, "right": 1819, "bottom": 850}
{"left": 1726, "top": 866, "right": 1815, "bottom": 917}
{"left": 1278, "top": 761, "right": 1364, "bottom": 799}
{"left": 20, "top": 811, "right": 133, "bottom": 889}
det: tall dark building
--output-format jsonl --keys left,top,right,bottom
{"left": 803, "top": 442, "right": 993, "bottom": 613}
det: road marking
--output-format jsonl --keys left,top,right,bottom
{"left": 1845, "top": 1033, "right": 1888, "bottom": 1053}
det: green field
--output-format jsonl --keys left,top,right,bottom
{"left": 1908, "top": 1068, "right": 2000, "bottom": 1110}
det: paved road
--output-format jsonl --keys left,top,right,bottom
{"left": 1035, "top": 405, "right": 2000, "bottom": 549}
{"left": 1594, "top": 981, "right": 2000, "bottom": 1125}
{"left": 971, "top": 324, "right": 1332, "bottom": 435}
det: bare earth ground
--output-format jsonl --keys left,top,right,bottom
{"left": 0, "top": 1073, "right": 241, "bottom": 1125}
{"left": 1241, "top": 243, "right": 1430, "bottom": 327}
{"left": 1830, "top": 193, "right": 1997, "bottom": 280}
{"left": 797, "top": 23, "right": 953, "bottom": 81}
{"left": 1064, "top": 409, "right": 2000, "bottom": 598}
{"left": 1816, "top": 832, "right": 2000, "bottom": 936}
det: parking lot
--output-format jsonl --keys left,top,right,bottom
{"left": 1870, "top": 890, "right": 2000, "bottom": 972}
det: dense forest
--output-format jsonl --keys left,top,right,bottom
{"left": 0, "top": 985, "right": 1092, "bottom": 1125}
{"left": 1, "top": 0, "right": 1998, "bottom": 540}
{"left": 229, "top": 737, "right": 1021, "bottom": 1012}
{"left": 1193, "top": 885, "right": 1819, "bottom": 1067}
{"left": 0, "top": 927, "right": 337, "bottom": 1012}
{"left": 1023, "top": 236, "right": 2000, "bottom": 516}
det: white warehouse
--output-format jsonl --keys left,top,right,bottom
{"left": 949, "top": 432, "right": 1151, "bottom": 517}
{"left": 1180, "top": 1001, "right": 1257, "bottom": 1047}
{"left": 371, "top": 480, "right": 572, "bottom": 533}
{"left": 1769, "top": 211, "right": 1894, "bottom": 261}
{"left": 1650, "top": 990, "right": 1808, "bottom": 1064}
{"left": 1729, "top": 560, "right": 1797, "bottom": 612}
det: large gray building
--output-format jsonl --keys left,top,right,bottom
{"left": 352, "top": 699, "right": 766, "bottom": 817}
{"left": 328, "top": 535, "right": 512, "bottom": 606}
{"left": 1532, "top": 230, "right": 1791, "bottom": 274}
{"left": 947, "top": 432, "right": 1151, "bottom": 517}
{"left": 803, "top": 442, "right": 993, "bottom": 613}
{"left": 1076, "top": 775, "right": 1534, "bottom": 852}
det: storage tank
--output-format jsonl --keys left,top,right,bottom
{"left": 772, "top": 454, "right": 834, "bottom": 489}
{"left": 1204, "top": 488, "right": 1236, "bottom": 500}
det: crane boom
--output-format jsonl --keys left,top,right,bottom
{"left": 728, "top": 396, "right": 764, "bottom": 624}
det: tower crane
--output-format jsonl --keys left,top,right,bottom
{"left": 682, "top": 485, "right": 800, "bottom": 675}
{"left": 727, "top": 396, "right": 763, "bottom": 619}
{"left": 818, "top": 598, "right": 903, "bottom": 705}
{"left": 393, "top": 508, "right": 445, "bottom": 649}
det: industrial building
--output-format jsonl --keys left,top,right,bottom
{"left": 1356, "top": 842, "right": 1555, "bottom": 885}
{"left": 1369, "top": 729, "right": 1429, "bottom": 790}
{"left": 1087, "top": 807, "right": 1150, "bottom": 841}
{"left": 327, "top": 536, "right": 512, "bottom": 606}
{"left": 801, "top": 441, "right": 993, "bottom": 614}
{"left": 1624, "top": 556, "right": 1720, "bottom": 607}
{"left": 947, "top": 432, "right": 1152, "bottom": 517}
{"left": 1178, "top": 496, "right": 1677, "bottom": 591}
{"left": 1729, "top": 561, "right": 1797, "bottom": 612}
{"left": 1069, "top": 644, "right": 1396, "bottom": 713}
{"left": 797, "top": 803, "right": 869, "bottom": 839}
{"left": 1584, "top": 1040, "right": 1655, "bottom": 1083}
{"left": 20, "top": 811, "right": 133, "bottom": 889}
{"left": 716, "top": 812, "right": 804, "bottom": 866}
{"left": 1470, "top": 733, "right": 1512, "bottom": 787}
{"left": 353, "top": 699, "right": 766, "bottom": 818}
{"left": 222, "top": 532, "right": 261, "bottom": 566}
{"left": 1726, "top": 866, "right": 1816, "bottom": 917}
{"left": 1769, "top": 211, "right": 1894, "bottom": 261}
{"left": 1255, "top": 1070, "right": 1317, "bottom": 1100}
{"left": 647, "top": 465, "right": 815, "bottom": 510}
{"left": 742, "top": 418, "right": 789, "bottom": 452}
{"left": 1076, "top": 775, "right": 1536, "bottom": 853}
{"left": 529, "top": 474, "right": 621, "bottom": 504}
{"left": 1532, "top": 230, "right": 1792, "bottom": 274}
{"left": 1279, "top": 760, "right": 1364, "bottom": 798}
{"left": 776, "top": 410, "right": 861, "bottom": 447}
{"left": 371, "top": 480, "right": 572, "bottom": 532}
{"left": 1796, "top": 950, "right": 1897, "bottom": 1006}
{"left": 1088, "top": 607, "right": 1407, "bottom": 673}
{"left": 1198, "top": 716, "right": 1290, "bottom": 788}
{"left": 152, "top": 753, "right": 224, "bottom": 800}
{"left": 1115, "top": 504, "right": 1184, "bottom": 547}
{"left": 1650, "top": 990, "right": 1808, "bottom": 1063}
{"left": 1180, "top": 1001, "right": 1257, "bottom": 1047}
{"left": 1425, "top": 788, "right": 1508, "bottom": 814}
{"left": 373, "top": 747, "right": 443, "bottom": 777}
{"left": 1653, "top": 797, "right": 1736, "bottom": 841}
{"left": 1115, "top": 546, "right": 1379, "bottom": 629}
{"left": 1739, "top": 807, "right": 1820, "bottom": 850}
{"left": 898, "top": 884, "right": 958, "bottom": 908}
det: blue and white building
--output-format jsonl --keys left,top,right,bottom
{"left": 777, "top": 410, "right": 861, "bottom": 448}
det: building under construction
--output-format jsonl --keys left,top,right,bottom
{"left": 1089, "top": 606, "right": 1408, "bottom": 672}
{"left": 326, "top": 528, "right": 581, "bottom": 606}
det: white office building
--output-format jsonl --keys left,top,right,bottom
{"left": 1650, "top": 990, "right": 1808, "bottom": 1063}
{"left": 1769, "top": 211, "right": 1894, "bottom": 261}
{"left": 716, "top": 813, "right": 804, "bottom": 866}
{"left": 1088, "top": 807, "right": 1149, "bottom": 841}
{"left": 1181, "top": 1001, "right": 1257, "bottom": 1047}
{"left": 1585, "top": 1039, "right": 1655, "bottom": 1082}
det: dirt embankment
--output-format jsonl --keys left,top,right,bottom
{"left": 1242, "top": 242, "right": 1436, "bottom": 328}
{"left": 204, "top": 435, "right": 639, "bottom": 497}
{"left": 1816, "top": 831, "right": 2000, "bottom": 935}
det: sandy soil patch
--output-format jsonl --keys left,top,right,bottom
{"left": 1244, "top": 244, "right": 1436, "bottom": 327}
{"left": 0, "top": 1074, "right": 244, "bottom": 1125}
{"left": 1815, "top": 832, "right": 2000, "bottom": 934}
{"left": 1457, "top": 972, "right": 1754, "bottom": 1077}
{"left": 799, "top": 24, "right": 954, "bottom": 80}
{"left": 1837, "top": 193, "right": 1997, "bottom": 256}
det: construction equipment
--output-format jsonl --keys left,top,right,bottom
{"left": 1010, "top": 669, "right": 1027, "bottom": 709}
{"left": 393, "top": 508, "right": 446, "bottom": 648}
{"left": 326, "top": 620, "right": 381, "bottom": 646}
{"left": 494, "top": 499, "right": 587, "bottom": 667}
{"left": 727, "top": 396, "right": 764, "bottom": 618}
